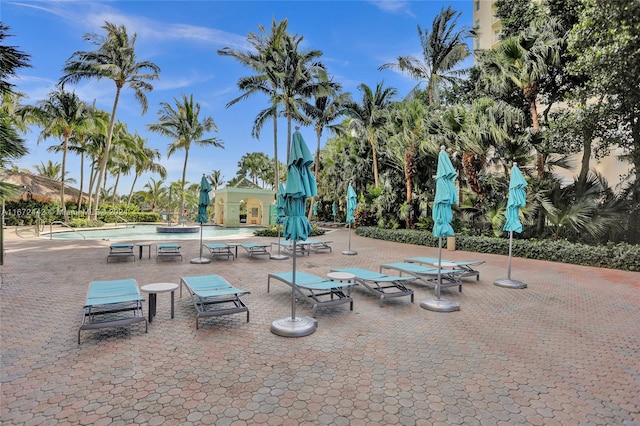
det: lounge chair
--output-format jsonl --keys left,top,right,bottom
{"left": 78, "top": 278, "right": 147, "bottom": 344}
{"left": 107, "top": 243, "right": 135, "bottom": 263}
{"left": 239, "top": 243, "right": 270, "bottom": 259}
{"left": 404, "top": 257, "right": 485, "bottom": 281}
{"left": 180, "top": 274, "right": 250, "bottom": 329}
{"left": 330, "top": 267, "right": 415, "bottom": 306}
{"left": 267, "top": 271, "right": 357, "bottom": 317}
{"left": 202, "top": 243, "right": 234, "bottom": 260}
{"left": 274, "top": 240, "right": 311, "bottom": 256}
{"left": 306, "top": 239, "right": 333, "bottom": 253}
{"left": 156, "top": 243, "right": 182, "bottom": 262}
{"left": 380, "top": 262, "right": 465, "bottom": 292}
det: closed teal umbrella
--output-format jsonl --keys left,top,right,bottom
{"left": 503, "top": 164, "right": 527, "bottom": 233}
{"left": 191, "top": 174, "right": 212, "bottom": 264}
{"left": 332, "top": 201, "right": 337, "bottom": 222}
{"left": 313, "top": 201, "right": 318, "bottom": 217}
{"left": 422, "top": 147, "right": 459, "bottom": 312}
{"left": 272, "top": 129, "right": 318, "bottom": 337}
{"left": 495, "top": 163, "right": 528, "bottom": 289}
{"left": 343, "top": 183, "right": 357, "bottom": 255}
{"left": 271, "top": 182, "right": 288, "bottom": 260}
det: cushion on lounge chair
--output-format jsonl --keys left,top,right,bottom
{"left": 240, "top": 243, "right": 270, "bottom": 258}
{"left": 78, "top": 278, "right": 147, "bottom": 344}
{"left": 404, "top": 256, "right": 485, "bottom": 281}
{"left": 380, "top": 262, "right": 466, "bottom": 292}
{"left": 156, "top": 243, "right": 182, "bottom": 262}
{"left": 203, "top": 243, "right": 234, "bottom": 260}
{"left": 267, "top": 271, "right": 356, "bottom": 317}
{"left": 180, "top": 274, "right": 250, "bottom": 329}
{"left": 107, "top": 243, "right": 135, "bottom": 263}
{"left": 330, "top": 267, "right": 415, "bottom": 306}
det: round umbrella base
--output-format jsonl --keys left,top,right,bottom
{"left": 420, "top": 298, "right": 460, "bottom": 312}
{"left": 190, "top": 257, "right": 211, "bottom": 264}
{"left": 270, "top": 254, "right": 289, "bottom": 260}
{"left": 341, "top": 250, "right": 357, "bottom": 255}
{"left": 494, "top": 278, "right": 527, "bottom": 289}
{"left": 271, "top": 316, "right": 317, "bottom": 337}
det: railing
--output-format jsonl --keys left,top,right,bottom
{"left": 49, "top": 221, "right": 86, "bottom": 240}
{"left": 113, "top": 215, "right": 130, "bottom": 227}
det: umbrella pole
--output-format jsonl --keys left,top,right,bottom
{"left": 190, "top": 223, "right": 211, "bottom": 264}
{"left": 342, "top": 223, "right": 357, "bottom": 255}
{"left": 494, "top": 230, "right": 527, "bottom": 289}
{"left": 270, "top": 224, "right": 288, "bottom": 260}
{"left": 270, "top": 239, "right": 317, "bottom": 337}
{"left": 420, "top": 235, "right": 460, "bottom": 312}
{"left": 507, "top": 230, "right": 513, "bottom": 280}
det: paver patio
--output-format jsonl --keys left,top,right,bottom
{"left": 1, "top": 226, "right": 638, "bottom": 425}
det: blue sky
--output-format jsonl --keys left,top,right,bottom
{"left": 4, "top": 0, "right": 473, "bottom": 194}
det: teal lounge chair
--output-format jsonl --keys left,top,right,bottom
{"left": 404, "top": 257, "right": 485, "bottom": 281}
{"left": 203, "top": 243, "right": 234, "bottom": 260}
{"left": 306, "top": 239, "right": 333, "bottom": 253}
{"left": 78, "top": 278, "right": 147, "bottom": 344}
{"left": 107, "top": 243, "right": 135, "bottom": 263}
{"left": 156, "top": 243, "right": 182, "bottom": 262}
{"left": 380, "top": 262, "right": 465, "bottom": 292}
{"left": 180, "top": 274, "right": 250, "bottom": 329}
{"left": 330, "top": 267, "right": 415, "bottom": 306}
{"left": 240, "top": 243, "right": 270, "bottom": 259}
{"left": 267, "top": 271, "right": 356, "bottom": 317}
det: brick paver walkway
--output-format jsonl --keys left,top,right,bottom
{"left": 1, "top": 227, "right": 639, "bottom": 425}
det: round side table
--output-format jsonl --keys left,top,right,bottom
{"left": 327, "top": 271, "right": 356, "bottom": 283}
{"left": 140, "top": 282, "right": 179, "bottom": 323}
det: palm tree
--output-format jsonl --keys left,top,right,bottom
{"left": 476, "top": 18, "right": 563, "bottom": 179}
{"left": 379, "top": 6, "right": 475, "bottom": 103}
{"left": 60, "top": 22, "right": 160, "bottom": 218}
{"left": 143, "top": 177, "right": 165, "bottom": 211}
{"left": 19, "top": 87, "right": 94, "bottom": 222}
{"left": 236, "top": 152, "right": 272, "bottom": 187}
{"left": 218, "top": 18, "right": 288, "bottom": 191}
{"left": 383, "top": 100, "right": 432, "bottom": 225}
{"left": 126, "top": 133, "right": 166, "bottom": 208}
{"left": 302, "top": 90, "right": 351, "bottom": 218}
{"left": 33, "top": 160, "right": 62, "bottom": 180}
{"left": 208, "top": 169, "right": 225, "bottom": 190}
{"left": 147, "top": 93, "right": 223, "bottom": 216}
{"left": 344, "top": 82, "right": 398, "bottom": 188}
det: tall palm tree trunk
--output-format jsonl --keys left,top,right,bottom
{"left": 76, "top": 151, "right": 85, "bottom": 209}
{"left": 180, "top": 148, "right": 190, "bottom": 218}
{"left": 93, "top": 87, "right": 122, "bottom": 219}
{"left": 60, "top": 134, "right": 70, "bottom": 223}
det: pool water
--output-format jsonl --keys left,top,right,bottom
{"left": 46, "top": 224, "right": 259, "bottom": 241}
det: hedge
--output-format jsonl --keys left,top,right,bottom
{"left": 356, "top": 227, "right": 640, "bottom": 272}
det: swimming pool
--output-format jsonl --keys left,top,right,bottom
{"left": 45, "top": 224, "right": 260, "bottom": 241}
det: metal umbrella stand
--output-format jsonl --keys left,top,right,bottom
{"left": 342, "top": 183, "right": 357, "bottom": 255}
{"left": 190, "top": 174, "right": 212, "bottom": 264}
{"left": 270, "top": 182, "right": 288, "bottom": 260}
{"left": 495, "top": 163, "right": 528, "bottom": 289}
{"left": 271, "top": 130, "right": 318, "bottom": 337}
{"left": 421, "top": 147, "right": 460, "bottom": 312}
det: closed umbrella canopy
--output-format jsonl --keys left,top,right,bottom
{"left": 332, "top": 201, "right": 337, "bottom": 218}
{"left": 346, "top": 185, "right": 357, "bottom": 224}
{"left": 196, "top": 175, "right": 212, "bottom": 224}
{"left": 503, "top": 164, "right": 527, "bottom": 233}
{"left": 432, "top": 148, "right": 458, "bottom": 237}
{"left": 313, "top": 201, "right": 318, "bottom": 216}
{"left": 276, "top": 182, "right": 286, "bottom": 225}
{"left": 283, "top": 131, "right": 317, "bottom": 242}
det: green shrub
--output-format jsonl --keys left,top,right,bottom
{"left": 356, "top": 227, "right": 640, "bottom": 272}
{"left": 254, "top": 224, "right": 325, "bottom": 238}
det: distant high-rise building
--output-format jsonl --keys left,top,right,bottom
{"left": 473, "top": 0, "right": 501, "bottom": 51}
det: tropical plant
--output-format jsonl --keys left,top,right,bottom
{"left": 344, "top": 82, "right": 398, "bottom": 188}
{"left": 379, "top": 6, "right": 475, "bottom": 104}
{"left": 147, "top": 93, "right": 223, "bottom": 215}
{"left": 19, "top": 88, "right": 95, "bottom": 222}
{"left": 60, "top": 21, "right": 160, "bottom": 219}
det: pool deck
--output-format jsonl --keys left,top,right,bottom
{"left": 1, "top": 227, "right": 639, "bottom": 425}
